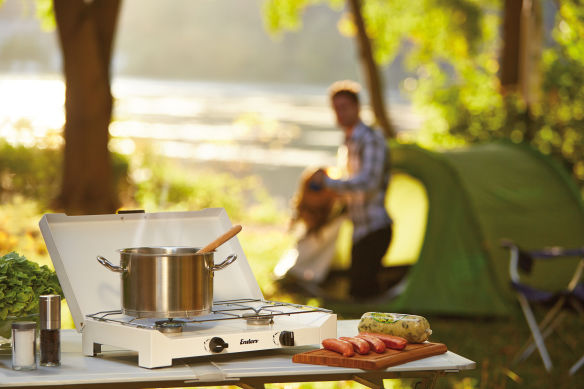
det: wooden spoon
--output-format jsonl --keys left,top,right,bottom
{"left": 195, "top": 225, "right": 242, "bottom": 254}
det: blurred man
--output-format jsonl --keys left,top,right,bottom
{"left": 311, "top": 80, "right": 392, "bottom": 300}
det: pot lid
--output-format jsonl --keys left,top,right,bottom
{"left": 39, "top": 208, "right": 262, "bottom": 331}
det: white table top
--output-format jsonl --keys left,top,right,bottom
{"left": 0, "top": 320, "right": 475, "bottom": 388}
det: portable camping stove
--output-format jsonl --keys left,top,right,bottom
{"left": 83, "top": 298, "right": 335, "bottom": 368}
{"left": 39, "top": 209, "right": 337, "bottom": 368}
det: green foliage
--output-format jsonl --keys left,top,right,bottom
{"left": 363, "top": 0, "right": 486, "bottom": 65}
{"left": 0, "top": 198, "right": 51, "bottom": 267}
{"left": 534, "top": 2, "right": 584, "bottom": 182}
{"left": 34, "top": 0, "right": 56, "bottom": 31}
{"left": 0, "top": 139, "right": 283, "bottom": 224}
{"left": 0, "top": 141, "right": 61, "bottom": 206}
{"left": 0, "top": 252, "right": 62, "bottom": 325}
{"left": 0, "top": 140, "right": 130, "bottom": 211}
{"left": 262, "top": 0, "right": 344, "bottom": 35}
{"left": 356, "top": 0, "right": 504, "bottom": 148}
{"left": 412, "top": 1, "right": 584, "bottom": 188}
{"left": 131, "top": 152, "right": 286, "bottom": 224}
{"left": 263, "top": 0, "right": 487, "bottom": 64}
{"left": 399, "top": 0, "right": 584, "bottom": 189}
{"left": 263, "top": 0, "right": 311, "bottom": 33}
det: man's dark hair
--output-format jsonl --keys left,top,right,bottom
{"left": 329, "top": 80, "right": 361, "bottom": 105}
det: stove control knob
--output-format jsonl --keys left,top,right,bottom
{"left": 209, "top": 337, "right": 228, "bottom": 353}
{"left": 279, "top": 331, "right": 295, "bottom": 346}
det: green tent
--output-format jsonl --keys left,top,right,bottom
{"left": 333, "top": 141, "right": 584, "bottom": 316}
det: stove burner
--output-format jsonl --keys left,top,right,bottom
{"left": 242, "top": 312, "right": 274, "bottom": 326}
{"left": 155, "top": 319, "right": 185, "bottom": 333}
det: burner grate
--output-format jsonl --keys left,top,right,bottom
{"left": 85, "top": 299, "right": 331, "bottom": 330}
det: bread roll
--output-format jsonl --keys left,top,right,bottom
{"left": 358, "top": 312, "right": 432, "bottom": 343}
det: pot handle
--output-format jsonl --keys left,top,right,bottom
{"left": 212, "top": 254, "right": 237, "bottom": 271}
{"left": 96, "top": 256, "right": 125, "bottom": 273}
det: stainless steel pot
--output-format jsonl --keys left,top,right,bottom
{"left": 97, "top": 247, "right": 237, "bottom": 318}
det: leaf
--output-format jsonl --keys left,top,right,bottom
{"left": 34, "top": 0, "right": 57, "bottom": 32}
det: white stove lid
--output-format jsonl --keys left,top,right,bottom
{"left": 39, "top": 208, "right": 263, "bottom": 331}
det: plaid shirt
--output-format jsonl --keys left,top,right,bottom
{"left": 324, "top": 121, "right": 392, "bottom": 242}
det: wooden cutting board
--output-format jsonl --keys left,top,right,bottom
{"left": 292, "top": 342, "right": 447, "bottom": 370}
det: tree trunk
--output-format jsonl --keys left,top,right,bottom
{"left": 53, "top": 0, "right": 121, "bottom": 215}
{"left": 500, "top": 0, "right": 542, "bottom": 141}
{"left": 347, "top": 0, "right": 395, "bottom": 139}
{"left": 518, "top": 0, "right": 542, "bottom": 108}
{"left": 500, "top": 0, "right": 541, "bottom": 100}
{"left": 500, "top": 0, "right": 523, "bottom": 91}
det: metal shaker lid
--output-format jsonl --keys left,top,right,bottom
{"left": 11, "top": 321, "right": 36, "bottom": 330}
{"left": 40, "top": 295, "right": 61, "bottom": 330}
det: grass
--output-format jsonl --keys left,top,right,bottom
{"left": 428, "top": 311, "right": 583, "bottom": 389}
{"left": 1, "top": 198, "right": 583, "bottom": 388}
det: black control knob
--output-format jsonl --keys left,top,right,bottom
{"left": 279, "top": 331, "right": 295, "bottom": 346}
{"left": 209, "top": 337, "right": 228, "bottom": 353}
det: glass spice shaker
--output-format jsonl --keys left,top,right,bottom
{"left": 39, "top": 294, "right": 61, "bottom": 367}
{"left": 11, "top": 321, "right": 37, "bottom": 370}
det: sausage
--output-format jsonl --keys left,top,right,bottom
{"left": 322, "top": 338, "right": 354, "bottom": 357}
{"left": 359, "top": 332, "right": 407, "bottom": 350}
{"left": 339, "top": 336, "right": 371, "bottom": 355}
{"left": 358, "top": 312, "right": 433, "bottom": 343}
{"left": 356, "top": 334, "right": 386, "bottom": 353}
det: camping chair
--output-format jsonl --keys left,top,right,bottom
{"left": 500, "top": 240, "right": 584, "bottom": 374}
